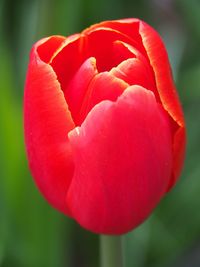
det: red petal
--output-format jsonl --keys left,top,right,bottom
{"left": 139, "top": 21, "right": 186, "bottom": 185}
{"left": 110, "top": 40, "right": 158, "bottom": 98}
{"left": 24, "top": 41, "right": 75, "bottom": 215}
{"left": 78, "top": 72, "right": 128, "bottom": 124}
{"left": 65, "top": 57, "right": 98, "bottom": 125}
{"left": 83, "top": 28, "right": 139, "bottom": 72}
{"left": 50, "top": 34, "right": 84, "bottom": 93}
{"left": 37, "top": 35, "right": 66, "bottom": 63}
{"left": 83, "top": 18, "right": 145, "bottom": 54}
{"left": 67, "top": 86, "right": 172, "bottom": 234}
{"left": 110, "top": 58, "right": 156, "bottom": 94}
{"left": 113, "top": 40, "right": 137, "bottom": 59}
{"left": 167, "top": 127, "right": 186, "bottom": 190}
{"left": 139, "top": 22, "right": 184, "bottom": 127}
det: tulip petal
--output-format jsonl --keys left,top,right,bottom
{"left": 167, "top": 126, "right": 186, "bottom": 190}
{"left": 67, "top": 85, "right": 172, "bottom": 234}
{"left": 139, "top": 22, "right": 184, "bottom": 127}
{"left": 83, "top": 18, "right": 145, "bottom": 54}
{"left": 139, "top": 21, "right": 186, "bottom": 187}
{"left": 36, "top": 35, "right": 66, "bottom": 63}
{"left": 79, "top": 72, "right": 128, "bottom": 124}
{"left": 110, "top": 58, "right": 157, "bottom": 96}
{"left": 83, "top": 28, "right": 140, "bottom": 72}
{"left": 65, "top": 57, "right": 98, "bottom": 125}
{"left": 24, "top": 42, "right": 75, "bottom": 215}
{"left": 113, "top": 40, "right": 137, "bottom": 59}
{"left": 50, "top": 34, "right": 85, "bottom": 93}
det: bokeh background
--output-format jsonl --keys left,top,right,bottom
{"left": 0, "top": 0, "right": 200, "bottom": 266}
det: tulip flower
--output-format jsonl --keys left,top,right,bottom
{"left": 24, "top": 18, "right": 186, "bottom": 235}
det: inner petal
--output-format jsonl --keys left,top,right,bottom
{"left": 78, "top": 72, "right": 129, "bottom": 125}
{"left": 83, "top": 19, "right": 146, "bottom": 55}
{"left": 110, "top": 58, "right": 158, "bottom": 99}
{"left": 84, "top": 28, "right": 139, "bottom": 72}
{"left": 109, "top": 41, "right": 159, "bottom": 100}
{"left": 64, "top": 57, "right": 98, "bottom": 125}
{"left": 49, "top": 28, "right": 158, "bottom": 127}
{"left": 50, "top": 35, "right": 86, "bottom": 93}
{"left": 37, "top": 36, "right": 66, "bottom": 64}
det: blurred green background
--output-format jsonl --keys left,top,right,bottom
{"left": 0, "top": 0, "right": 200, "bottom": 266}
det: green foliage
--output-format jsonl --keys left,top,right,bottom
{"left": 0, "top": 0, "right": 199, "bottom": 266}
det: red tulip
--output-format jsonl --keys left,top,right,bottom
{"left": 24, "top": 18, "right": 186, "bottom": 234}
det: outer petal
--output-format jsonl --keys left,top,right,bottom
{"left": 167, "top": 127, "right": 186, "bottom": 190}
{"left": 24, "top": 41, "right": 75, "bottom": 215}
{"left": 67, "top": 86, "right": 172, "bottom": 234}
{"left": 139, "top": 22, "right": 184, "bottom": 127}
{"left": 139, "top": 21, "right": 186, "bottom": 187}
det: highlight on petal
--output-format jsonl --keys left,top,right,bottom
{"left": 67, "top": 85, "right": 172, "bottom": 234}
{"left": 24, "top": 46, "right": 75, "bottom": 215}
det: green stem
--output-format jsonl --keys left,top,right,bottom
{"left": 100, "top": 235, "right": 124, "bottom": 267}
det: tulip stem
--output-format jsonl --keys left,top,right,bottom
{"left": 100, "top": 235, "right": 124, "bottom": 267}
